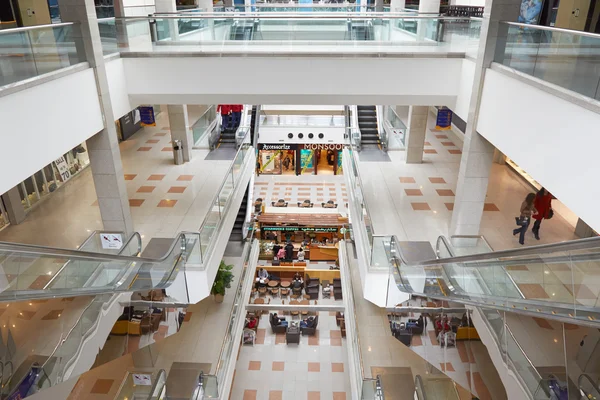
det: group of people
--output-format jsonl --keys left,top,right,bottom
{"left": 273, "top": 241, "right": 305, "bottom": 262}
{"left": 217, "top": 104, "right": 243, "bottom": 133}
{"left": 513, "top": 188, "right": 554, "bottom": 245}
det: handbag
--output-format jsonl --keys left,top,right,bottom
{"left": 547, "top": 209, "right": 554, "bottom": 220}
{"left": 515, "top": 216, "right": 529, "bottom": 226}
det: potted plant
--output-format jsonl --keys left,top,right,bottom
{"left": 211, "top": 260, "right": 234, "bottom": 303}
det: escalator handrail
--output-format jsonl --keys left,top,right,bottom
{"left": 0, "top": 230, "right": 198, "bottom": 264}
{"left": 3, "top": 361, "right": 40, "bottom": 398}
{"left": 414, "top": 375, "right": 427, "bottom": 400}
{"left": 391, "top": 234, "right": 600, "bottom": 268}
{"left": 578, "top": 373, "right": 600, "bottom": 397}
{"left": 146, "top": 369, "right": 167, "bottom": 400}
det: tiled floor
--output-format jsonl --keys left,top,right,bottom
{"left": 230, "top": 311, "right": 351, "bottom": 400}
{"left": 0, "top": 109, "right": 231, "bottom": 250}
{"left": 254, "top": 175, "right": 347, "bottom": 207}
{"left": 358, "top": 110, "right": 578, "bottom": 251}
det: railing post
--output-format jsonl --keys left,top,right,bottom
{"left": 149, "top": 16, "right": 158, "bottom": 43}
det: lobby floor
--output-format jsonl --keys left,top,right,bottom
{"left": 0, "top": 108, "right": 230, "bottom": 250}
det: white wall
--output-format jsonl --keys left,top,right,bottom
{"left": 0, "top": 69, "right": 103, "bottom": 196}
{"left": 106, "top": 58, "right": 134, "bottom": 120}
{"left": 123, "top": 57, "right": 464, "bottom": 106}
{"left": 477, "top": 69, "right": 600, "bottom": 232}
{"left": 453, "top": 59, "right": 476, "bottom": 123}
{"left": 258, "top": 127, "right": 346, "bottom": 144}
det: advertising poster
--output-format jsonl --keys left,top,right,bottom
{"left": 518, "top": 0, "right": 543, "bottom": 24}
{"left": 300, "top": 149, "right": 314, "bottom": 173}
{"left": 337, "top": 151, "right": 343, "bottom": 175}
{"left": 435, "top": 108, "right": 453, "bottom": 130}
{"left": 139, "top": 106, "right": 156, "bottom": 126}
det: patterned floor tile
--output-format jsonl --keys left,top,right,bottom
{"left": 137, "top": 186, "right": 156, "bottom": 193}
{"left": 411, "top": 202, "right": 431, "bottom": 211}
{"left": 157, "top": 200, "right": 177, "bottom": 207}
{"left": 167, "top": 186, "right": 187, "bottom": 194}
{"left": 129, "top": 199, "right": 145, "bottom": 207}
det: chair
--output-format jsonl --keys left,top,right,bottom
{"left": 258, "top": 286, "right": 267, "bottom": 296}
{"left": 289, "top": 300, "right": 300, "bottom": 318}
{"left": 243, "top": 328, "right": 256, "bottom": 345}
{"left": 301, "top": 315, "right": 319, "bottom": 336}
{"left": 305, "top": 274, "right": 320, "bottom": 289}
{"left": 306, "top": 286, "right": 319, "bottom": 300}
{"left": 280, "top": 287, "right": 290, "bottom": 298}
{"left": 322, "top": 286, "right": 331, "bottom": 299}
{"left": 270, "top": 287, "right": 279, "bottom": 297}
{"left": 269, "top": 313, "right": 288, "bottom": 334}
{"left": 292, "top": 285, "right": 303, "bottom": 296}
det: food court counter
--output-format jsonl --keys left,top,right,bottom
{"left": 309, "top": 244, "right": 338, "bottom": 261}
{"left": 261, "top": 264, "right": 341, "bottom": 281}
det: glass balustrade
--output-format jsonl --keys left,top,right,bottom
{"left": 192, "top": 105, "right": 217, "bottom": 146}
{"left": 96, "top": 15, "right": 478, "bottom": 55}
{"left": 496, "top": 22, "right": 600, "bottom": 101}
{"left": 380, "top": 232, "right": 600, "bottom": 324}
{"left": 113, "top": 370, "right": 165, "bottom": 400}
{"left": 0, "top": 23, "right": 85, "bottom": 87}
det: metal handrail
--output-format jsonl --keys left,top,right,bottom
{"left": 502, "top": 20, "right": 600, "bottom": 39}
{"left": 124, "top": 13, "right": 474, "bottom": 20}
{"left": 415, "top": 375, "right": 427, "bottom": 400}
{"left": 395, "top": 235, "right": 600, "bottom": 268}
{"left": 0, "top": 22, "right": 76, "bottom": 35}
{"left": 146, "top": 369, "right": 167, "bottom": 400}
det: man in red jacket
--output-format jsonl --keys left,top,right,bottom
{"left": 532, "top": 188, "right": 553, "bottom": 240}
{"left": 217, "top": 104, "right": 232, "bottom": 132}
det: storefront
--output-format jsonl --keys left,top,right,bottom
{"left": 0, "top": 141, "right": 91, "bottom": 227}
{"left": 257, "top": 143, "right": 344, "bottom": 176}
{"left": 256, "top": 210, "right": 346, "bottom": 262}
{"left": 257, "top": 143, "right": 297, "bottom": 176}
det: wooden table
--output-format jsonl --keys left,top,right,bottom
{"left": 268, "top": 280, "right": 279, "bottom": 287}
{"left": 254, "top": 298, "right": 266, "bottom": 304}
{"left": 281, "top": 281, "right": 291, "bottom": 288}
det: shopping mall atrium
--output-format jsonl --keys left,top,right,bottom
{"left": 0, "top": 0, "right": 599, "bottom": 398}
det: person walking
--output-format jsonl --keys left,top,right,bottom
{"left": 217, "top": 104, "right": 232, "bottom": 132}
{"left": 532, "top": 188, "right": 554, "bottom": 240}
{"left": 513, "top": 193, "right": 537, "bottom": 245}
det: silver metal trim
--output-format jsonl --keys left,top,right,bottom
{"left": 502, "top": 20, "right": 600, "bottom": 39}
{"left": 120, "top": 13, "right": 472, "bottom": 20}
{"left": 0, "top": 21, "right": 76, "bottom": 34}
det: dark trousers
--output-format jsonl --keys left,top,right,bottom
{"left": 513, "top": 220, "right": 530, "bottom": 244}
{"left": 532, "top": 219, "right": 542, "bottom": 234}
{"left": 221, "top": 114, "right": 230, "bottom": 132}
{"left": 232, "top": 111, "right": 242, "bottom": 130}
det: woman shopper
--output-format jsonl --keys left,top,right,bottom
{"left": 532, "top": 188, "right": 554, "bottom": 240}
{"left": 513, "top": 193, "right": 537, "bottom": 245}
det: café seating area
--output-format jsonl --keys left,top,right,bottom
{"left": 111, "top": 306, "right": 165, "bottom": 336}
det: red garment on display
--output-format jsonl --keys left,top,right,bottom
{"left": 231, "top": 104, "right": 243, "bottom": 112}
{"left": 533, "top": 193, "right": 553, "bottom": 220}
{"left": 217, "top": 105, "right": 232, "bottom": 115}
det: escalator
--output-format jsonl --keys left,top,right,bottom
{"left": 357, "top": 105, "right": 382, "bottom": 148}
{"left": 229, "top": 184, "right": 249, "bottom": 242}
{"left": 348, "top": 20, "right": 374, "bottom": 41}
{"left": 250, "top": 105, "right": 258, "bottom": 146}
{"left": 579, "top": 374, "right": 600, "bottom": 400}
{"left": 384, "top": 235, "right": 600, "bottom": 325}
{"left": 229, "top": 20, "right": 255, "bottom": 40}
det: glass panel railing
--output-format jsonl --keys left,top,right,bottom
{"left": 113, "top": 370, "right": 165, "bottom": 400}
{"left": 579, "top": 374, "right": 600, "bottom": 400}
{"left": 415, "top": 374, "right": 460, "bottom": 400}
{"left": 344, "top": 147, "right": 374, "bottom": 252}
{"left": 386, "top": 232, "right": 600, "bottom": 324}
{"left": 383, "top": 106, "right": 406, "bottom": 149}
{"left": 98, "top": 18, "right": 118, "bottom": 55}
{"left": 192, "top": 105, "right": 217, "bottom": 146}
{"left": 98, "top": 15, "right": 480, "bottom": 55}
{"left": 495, "top": 22, "right": 600, "bottom": 101}
{"left": 0, "top": 23, "right": 85, "bottom": 87}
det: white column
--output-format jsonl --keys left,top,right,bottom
{"left": 449, "top": 0, "right": 522, "bottom": 236}
{"left": 58, "top": 0, "right": 134, "bottom": 234}
{"left": 168, "top": 105, "right": 194, "bottom": 162}
{"left": 197, "top": 0, "right": 214, "bottom": 11}
{"left": 1, "top": 187, "right": 26, "bottom": 225}
{"left": 404, "top": 106, "right": 428, "bottom": 164}
{"left": 390, "top": 0, "right": 405, "bottom": 12}
{"left": 418, "top": 0, "right": 440, "bottom": 13}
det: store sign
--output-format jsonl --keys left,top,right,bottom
{"left": 54, "top": 156, "right": 71, "bottom": 182}
{"left": 259, "top": 143, "right": 295, "bottom": 151}
{"left": 263, "top": 226, "right": 338, "bottom": 232}
{"left": 435, "top": 108, "right": 453, "bottom": 131}
{"left": 302, "top": 143, "right": 345, "bottom": 151}
{"left": 100, "top": 233, "right": 123, "bottom": 250}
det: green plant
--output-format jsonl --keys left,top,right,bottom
{"left": 211, "top": 260, "right": 234, "bottom": 296}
